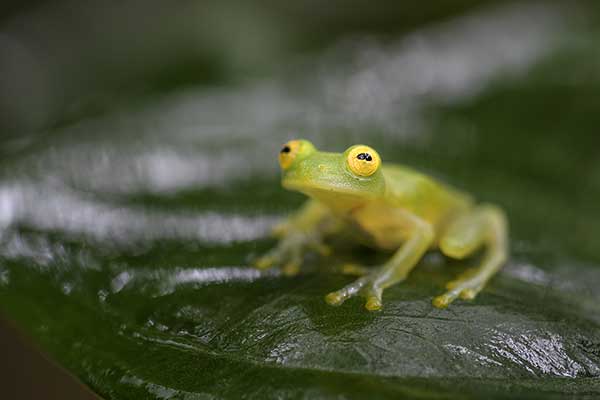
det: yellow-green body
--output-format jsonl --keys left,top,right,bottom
{"left": 256, "top": 139, "right": 508, "bottom": 311}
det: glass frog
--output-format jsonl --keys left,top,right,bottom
{"left": 255, "top": 139, "right": 508, "bottom": 311}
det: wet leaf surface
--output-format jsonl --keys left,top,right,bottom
{"left": 1, "top": 3, "right": 600, "bottom": 399}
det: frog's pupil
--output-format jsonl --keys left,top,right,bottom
{"left": 281, "top": 146, "right": 291, "bottom": 154}
{"left": 357, "top": 152, "right": 372, "bottom": 162}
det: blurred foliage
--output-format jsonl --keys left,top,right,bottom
{"left": 0, "top": 0, "right": 508, "bottom": 134}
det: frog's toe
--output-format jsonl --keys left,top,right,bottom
{"left": 253, "top": 246, "right": 283, "bottom": 269}
{"left": 434, "top": 279, "right": 484, "bottom": 308}
{"left": 432, "top": 294, "right": 453, "bottom": 309}
{"left": 362, "top": 284, "right": 383, "bottom": 311}
{"left": 324, "top": 276, "right": 368, "bottom": 306}
{"left": 324, "top": 276, "right": 384, "bottom": 310}
{"left": 254, "top": 256, "right": 275, "bottom": 270}
{"left": 324, "top": 287, "right": 356, "bottom": 306}
{"left": 254, "top": 243, "right": 297, "bottom": 271}
{"left": 324, "top": 291, "right": 345, "bottom": 306}
{"left": 365, "top": 296, "right": 382, "bottom": 311}
{"left": 432, "top": 290, "right": 468, "bottom": 309}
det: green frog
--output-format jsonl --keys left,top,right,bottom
{"left": 255, "top": 139, "right": 508, "bottom": 311}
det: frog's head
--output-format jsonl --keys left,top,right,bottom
{"left": 278, "top": 139, "right": 386, "bottom": 211}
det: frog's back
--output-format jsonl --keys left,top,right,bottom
{"left": 381, "top": 163, "right": 473, "bottom": 225}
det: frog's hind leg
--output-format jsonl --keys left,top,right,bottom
{"left": 433, "top": 204, "right": 508, "bottom": 308}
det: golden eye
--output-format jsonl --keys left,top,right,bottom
{"left": 278, "top": 140, "right": 302, "bottom": 170}
{"left": 346, "top": 145, "right": 380, "bottom": 177}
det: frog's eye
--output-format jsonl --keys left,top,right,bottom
{"left": 346, "top": 145, "right": 381, "bottom": 177}
{"left": 278, "top": 140, "right": 302, "bottom": 170}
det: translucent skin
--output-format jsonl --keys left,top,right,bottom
{"left": 256, "top": 139, "right": 508, "bottom": 311}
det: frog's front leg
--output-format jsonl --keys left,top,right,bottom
{"left": 254, "top": 199, "right": 338, "bottom": 276}
{"left": 325, "top": 219, "right": 434, "bottom": 311}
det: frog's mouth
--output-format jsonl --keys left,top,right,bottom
{"left": 283, "top": 179, "right": 364, "bottom": 196}
{"left": 283, "top": 179, "right": 374, "bottom": 211}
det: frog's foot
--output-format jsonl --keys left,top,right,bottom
{"left": 254, "top": 243, "right": 302, "bottom": 276}
{"left": 254, "top": 232, "right": 330, "bottom": 276}
{"left": 432, "top": 268, "right": 485, "bottom": 308}
{"left": 325, "top": 274, "right": 383, "bottom": 311}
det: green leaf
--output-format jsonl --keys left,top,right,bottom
{"left": 2, "top": 3, "right": 600, "bottom": 399}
